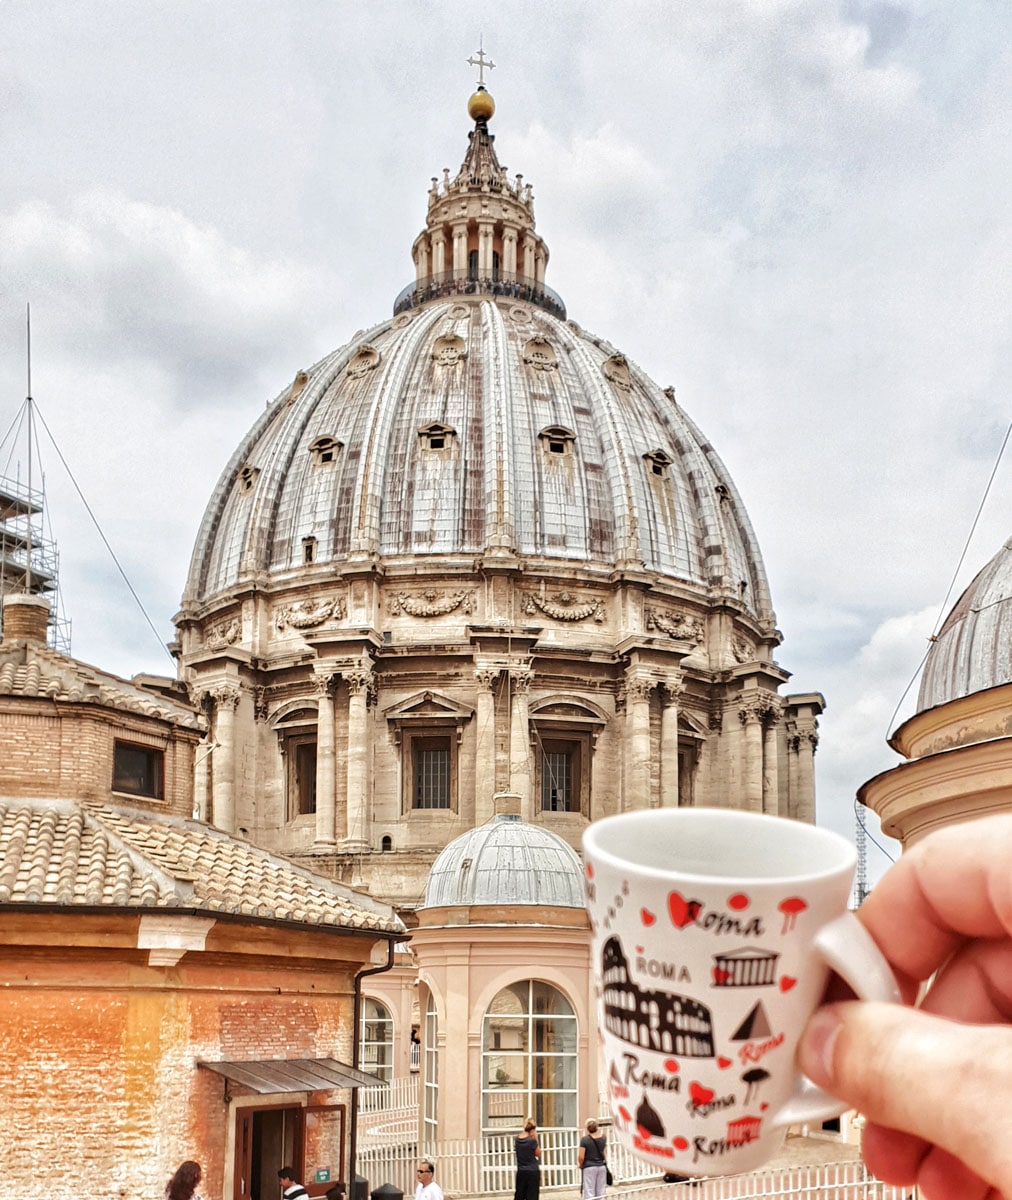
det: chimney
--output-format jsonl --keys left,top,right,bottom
{"left": 1, "top": 593, "right": 51, "bottom": 645}
{"left": 492, "top": 792, "right": 522, "bottom": 818}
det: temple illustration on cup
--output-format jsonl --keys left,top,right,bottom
{"left": 601, "top": 936, "right": 715, "bottom": 1056}
{"left": 711, "top": 946, "right": 780, "bottom": 987}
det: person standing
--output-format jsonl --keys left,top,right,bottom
{"left": 578, "top": 1119, "right": 608, "bottom": 1200}
{"left": 414, "top": 1159, "right": 444, "bottom": 1200}
{"left": 165, "top": 1161, "right": 203, "bottom": 1200}
{"left": 278, "top": 1167, "right": 309, "bottom": 1200}
{"left": 514, "top": 1117, "right": 541, "bottom": 1200}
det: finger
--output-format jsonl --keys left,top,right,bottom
{"left": 863, "top": 1124, "right": 1000, "bottom": 1200}
{"left": 798, "top": 1001, "right": 1012, "bottom": 1195}
{"left": 920, "top": 940, "right": 1012, "bottom": 1024}
{"left": 858, "top": 814, "right": 1012, "bottom": 983}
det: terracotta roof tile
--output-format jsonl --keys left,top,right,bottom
{"left": 0, "top": 797, "right": 404, "bottom": 935}
{"left": 0, "top": 641, "right": 203, "bottom": 730}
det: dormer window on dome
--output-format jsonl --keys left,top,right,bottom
{"left": 419, "top": 422, "right": 457, "bottom": 451}
{"left": 644, "top": 449, "right": 673, "bottom": 478}
{"left": 540, "top": 425, "right": 575, "bottom": 456}
{"left": 238, "top": 465, "right": 259, "bottom": 493}
{"left": 310, "top": 435, "right": 343, "bottom": 465}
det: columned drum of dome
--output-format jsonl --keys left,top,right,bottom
{"left": 175, "top": 74, "right": 823, "bottom": 910}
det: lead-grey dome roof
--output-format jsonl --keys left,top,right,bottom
{"left": 183, "top": 297, "right": 772, "bottom": 619}
{"left": 918, "top": 536, "right": 1012, "bottom": 711}
{"left": 421, "top": 812, "right": 585, "bottom": 909}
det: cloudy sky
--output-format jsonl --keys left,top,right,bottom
{"left": 2, "top": 1, "right": 1009, "bottom": 880}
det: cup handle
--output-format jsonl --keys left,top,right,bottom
{"left": 776, "top": 911, "right": 901, "bottom": 1126}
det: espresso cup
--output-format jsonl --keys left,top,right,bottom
{"left": 583, "top": 808, "right": 899, "bottom": 1178}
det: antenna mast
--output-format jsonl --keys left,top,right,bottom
{"left": 855, "top": 803, "right": 869, "bottom": 906}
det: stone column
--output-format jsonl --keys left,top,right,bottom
{"left": 503, "top": 228, "right": 517, "bottom": 277}
{"left": 794, "top": 719, "right": 819, "bottom": 824}
{"left": 210, "top": 685, "right": 240, "bottom": 834}
{"left": 343, "top": 666, "right": 373, "bottom": 850}
{"left": 659, "top": 675, "right": 683, "bottom": 807}
{"left": 431, "top": 230, "right": 446, "bottom": 277}
{"left": 738, "top": 701, "right": 764, "bottom": 813}
{"left": 473, "top": 669, "right": 499, "bottom": 827}
{"left": 452, "top": 223, "right": 468, "bottom": 277}
{"left": 192, "top": 735, "right": 212, "bottom": 821}
{"left": 521, "top": 235, "right": 535, "bottom": 281}
{"left": 509, "top": 666, "right": 534, "bottom": 821}
{"left": 314, "top": 671, "right": 338, "bottom": 848}
{"left": 761, "top": 700, "right": 782, "bottom": 817}
{"left": 478, "top": 221, "right": 493, "bottom": 275}
{"left": 624, "top": 671, "right": 654, "bottom": 810}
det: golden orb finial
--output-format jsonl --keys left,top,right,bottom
{"left": 468, "top": 86, "right": 495, "bottom": 123}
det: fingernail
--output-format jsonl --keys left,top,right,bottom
{"left": 799, "top": 1005, "right": 844, "bottom": 1087}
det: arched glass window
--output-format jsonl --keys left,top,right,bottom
{"left": 423, "top": 990, "right": 439, "bottom": 1145}
{"left": 359, "top": 998, "right": 393, "bottom": 1084}
{"left": 481, "top": 981, "right": 577, "bottom": 1132}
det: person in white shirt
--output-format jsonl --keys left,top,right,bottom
{"left": 277, "top": 1167, "right": 309, "bottom": 1200}
{"left": 414, "top": 1160, "right": 444, "bottom": 1200}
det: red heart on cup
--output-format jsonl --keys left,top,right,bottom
{"left": 717, "top": 1056, "right": 732, "bottom": 1069}
{"left": 641, "top": 907, "right": 657, "bottom": 926}
{"left": 712, "top": 966, "right": 732, "bottom": 985}
{"left": 664, "top": 1059, "right": 679, "bottom": 1073}
{"left": 673, "top": 1137, "right": 689, "bottom": 1152}
{"left": 690, "top": 1081, "right": 715, "bottom": 1106}
{"left": 780, "top": 976, "right": 798, "bottom": 992}
{"left": 668, "top": 890, "right": 702, "bottom": 929}
{"left": 728, "top": 892, "right": 750, "bottom": 910}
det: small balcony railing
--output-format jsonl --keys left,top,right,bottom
{"left": 393, "top": 271, "right": 566, "bottom": 320}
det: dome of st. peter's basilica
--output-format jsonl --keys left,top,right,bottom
{"left": 175, "top": 81, "right": 824, "bottom": 912}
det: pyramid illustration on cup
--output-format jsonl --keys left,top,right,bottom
{"left": 601, "top": 936, "right": 715, "bottom": 1057}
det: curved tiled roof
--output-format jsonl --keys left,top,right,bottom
{"left": 0, "top": 798, "right": 405, "bottom": 934}
{"left": 918, "top": 536, "right": 1012, "bottom": 711}
{"left": 0, "top": 639, "right": 202, "bottom": 730}
{"left": 422, "top": 812, "right": 585, "bottom": 909}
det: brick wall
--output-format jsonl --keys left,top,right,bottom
{"left": 0, "top": 698, "right": 197, "bottom": 818}
{"left": 0, "top": 921, "right": 365, "bottom": 1200}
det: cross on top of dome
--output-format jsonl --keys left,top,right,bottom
{"left": 466, "top": 41, "right": 495, "bottom": 87}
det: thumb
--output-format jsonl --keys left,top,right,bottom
{"left": 799, "top": 1001, "right": 1012, "bottom": 1189}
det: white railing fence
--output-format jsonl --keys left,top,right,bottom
{"left": 360, "top": 1076, "right": 420, "bottom": 1116}
{"left": 358, "top": 1137, "right": 915, "bottom": 1200}
{"left": 621, "top": 1168, "right": 917, "bottom": 1199}
{"left": 355, "top": 1081, "right": 917, "bottom": 1199}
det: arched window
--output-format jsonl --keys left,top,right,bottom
{"left": 423, "top": 990, "right": 439, "bottom": 1144}
{"left": 481, "top": 981, "right": 577, "bottom": 1132}
{"left": 359, "top": 998, "right": 394, "bottom": 1084}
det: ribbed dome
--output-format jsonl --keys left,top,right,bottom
{"left": 422, "top": 812, "right": 585, "bottom": 909}
{"left": 183, "top": 297, "right": 771, "bottom": 618}
{"left": 918, "top": 536, "right": 1012, "bottom": 711}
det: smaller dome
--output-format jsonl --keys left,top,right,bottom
{"left": 422, "top": 812, "right": 585, "bottom": 909}
{"left": 467, "top": 87, "right": 495, "bottom": 122}
{"left": 918, "top": 536, "right": 1012, "bottom": 711}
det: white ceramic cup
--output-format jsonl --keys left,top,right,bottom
{"left": 583, "top": 809, "right": 899, "bottom": 1178}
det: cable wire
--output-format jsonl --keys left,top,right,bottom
{"left": 32, "top": 402, "right": 175, "bottom": 667}
{"left": 886, "top": 416, "right": 1012, "bottom": 738}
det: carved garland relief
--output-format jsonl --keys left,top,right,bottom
{"left": 274, "top": 596, "right": 346, "bottom": 631}
{"left": 523, "top": 590, "right": 605, "bottom": 622}
{"left": 205, "top": 616, "right": 241, "bottom": 650}
{"left": 646, "top": 607, "right": 704, "bottom": 643}
{"left": 388, "top": 590, "right": 475, "bottom": 617}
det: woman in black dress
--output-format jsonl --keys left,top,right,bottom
{"left": 514, "top": 1117, "right": 540, "bottom": 1200}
